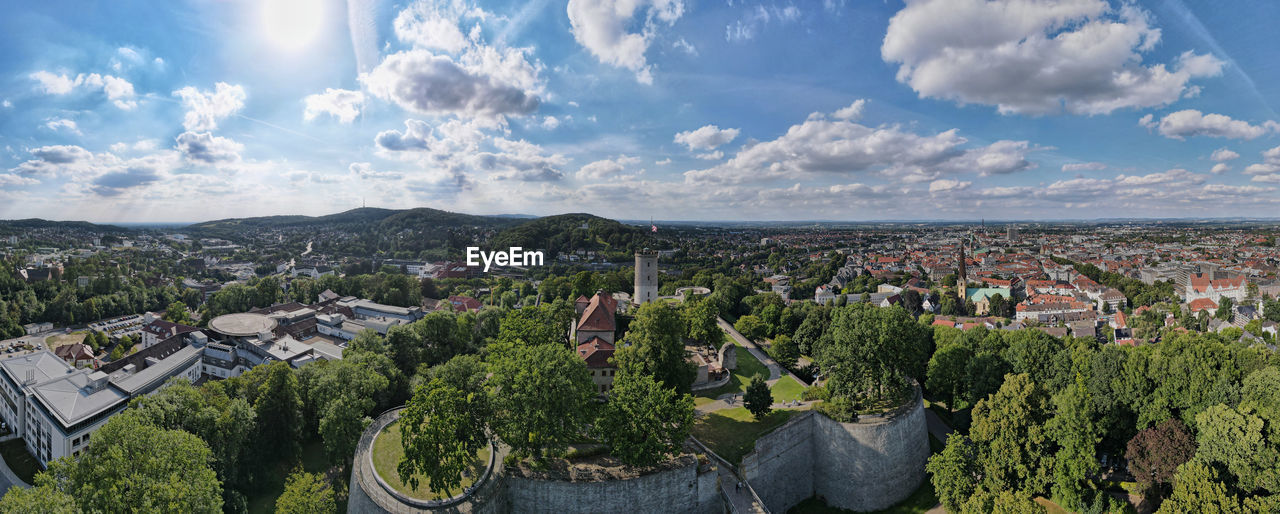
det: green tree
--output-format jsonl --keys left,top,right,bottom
{"left": 616, "top": 302, "right": 697, "bottom": 392}
{"left": 969, "top": 373, "right": 1050, "bottom": 496}
{"left": 253, "top": 361, "right": 304, "bottom": 463}
{"left": 927, "top": 343, "right": 972, "bottom": 412}
{"left": 398, "top": 369, "right": 490, "bottom": 494}
{"left": 744, "top": 376, "right": 773, "bottom": 419}
{"left": 1194, "top": 403, "right": 1280, "bottom": 494}
{"left": 815, "top": 304, "right": 930, "bottom": 406}
{"left": 41, "top": 412, "right": 223, "bottom": 513}
{"left": 926, "top": 434, "right": 979, "bottom": 513}
{"left": 1159, "top": 459, "right": 1246, "bottom": 514}
{"left": 682, "top": 298, "right": 722, "bottom": 347}
{"left": 768, "top": 334, "right": 800, "bottom": 369}
{"left": 1046, "top": 376, "right": 1100, "bottom": 511}
{"left": 487, "top": 343, "right": 594, "bottom": 460}
{"left": 162, "top": 300, "right": 193, "bottom": 325}
{"left": 734, "top": 314, "right": 766, "bottom": 341}
{"left": 594, "top": 371, "right": 695, "bottom": 467}
{"left": 0, "top": 481, "right": 77, "bottom": 513}
{"left": 275, "top": 470, "right": 335, "bottom": 514}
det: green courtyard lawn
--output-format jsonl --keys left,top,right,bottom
{"left": 770, "top": 375, "right": 805, "bottom": 403}
{"left": 369, "top": 420, "right": 489, "bottom": 502}
{"left": 691, "top": 406, "right": 795, "bottom": 465}
{"left": 0, "top": 439, "right": 40, "bottom": 484}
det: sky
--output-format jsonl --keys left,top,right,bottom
{"left": 3, "top": 0, "right": 1280, "bottom": 223}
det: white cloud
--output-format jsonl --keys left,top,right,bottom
{"left": 0, "top": 174, "right": 39, "bottom": 187}
{"left": 541, "top": 116, "right": 560, "bottom": 130}
{"left": 832, "top": 99, "right": 867, "bottom": 121}
{"left": 363, "top": 49, "right": 540, "bottom": 120}
{"left": 673, "top": 38, "right": 697, "bottom": 56}
{"left": 1114, "top": 168, "right": 1203, "bottom": 186}
{"left": 1143, "top": 110, "right": 1277, "bottom": 140}
{"left": 684, "top": 108, "right": 1038, "bottom": 184}
{"left": 567, "top": 0, "right": 685, "bottom": 84}
{"left": 44, "top": 119, "right": 80, "bottom": 135}
{"left": 576, "top": 155, "right": 640, "bottom": 180}
{"left": 881, "top": 0, "right": 1223, "bottom": 115}
{"left": 674, "top": 124, "right": 740, "bottom": 151}
{"left": 1210, "top": 148, "right": 1239, "bottom": 162}
{"left": 374, "top": 118, "right": 567, "bottom": 183}
{"left": 392, "top": 0, "right": 478, "bottom": 54}
{"left": 173, "top": 83, "right": 246, "bottom": 131}
{"left": 1062, "top": 162, "right": 1106, "bottom": 172}
{"left": 655, "top": 158, "right": 671, "bottom": 165}
{"left": 929, "top": 179, "right": 970, "bottom": 193}
{"left": 175, "top": 131, "right": 243, "bottom": 164}
{"left": 349, "top": 162, "right": 404, "bottom": 181}
{"left": 1210, "top": 163, "right": 1230, "bottom": 174}
{"left": 696, "top": 151, "right": 724, "bottom": 161}
{"left": 29, "top": 71, "right": 138, "bottom": 109}
{"left": 726, "top": 4, "right": 800, "bottom": 42}
{"left": 1251, "top": 174, "right": 1280, "bottom": 183}
{"left": 304, "top": 88, "right": 364, "bottom": 123}
{"left": 1243, "top": 145, "right": 1280, "bottom": 175}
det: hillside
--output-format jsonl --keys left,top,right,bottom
{"left": 491, "top": 213, "right": 651, "bottom": 259}
{"left": 0, "top": 219, "right": 131, "bottom": 236}
{"left": 185, "top": 207, "right": 514, "bottom": 237}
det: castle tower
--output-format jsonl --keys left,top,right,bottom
{"left": 956, "top": 241, "right": 966, "bottom": 296}
{"left": 634, "top": 249, "right": 658, "bottom": 305}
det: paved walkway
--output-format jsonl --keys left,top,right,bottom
{"left": 924, "top": 408, "right": 955, "bottom": 444}
{"left": 718, "top": 464, "right": 767, "bottom": 513}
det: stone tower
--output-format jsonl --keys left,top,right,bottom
{"left": 956, "top": 240, "right": 966, "bottom": 295}
{"left": 634, "top": 249, "right": 658, "bottom": 305}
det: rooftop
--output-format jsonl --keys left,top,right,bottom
{"left": 209, "top": 312, "right": 279, "bottom": 337}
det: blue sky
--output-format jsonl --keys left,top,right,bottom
{"left": 3, "top": 0, "right": 1280, "bottom": 223}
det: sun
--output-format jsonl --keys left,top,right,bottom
{"left": 261, "top": 0, "right": 326, "bottom": 52}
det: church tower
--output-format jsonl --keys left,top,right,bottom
{"left": 956, "top": 240, "right": 967, "bottom": 296}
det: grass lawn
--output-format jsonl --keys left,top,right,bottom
{"left": 0, "top": 439, "right": 40, "bottom": 484}
{"left": 770, "top": 375, "right": 805, "bottom": 403}
{"left": 246, "top": 439, "right": 332, "bottom": 514}
{"left": 44, "top": 332, "right": 86, "bottom": 351}
{"left": 691, "top": 406, "right": 794, "bottom": 465}
{"left": 697, "top": 345, "right": 769, "bottom": 399}
{"left": 693, "top": 396, "right": 717, "bottom": 407}
{"left": 1034, "top": 497, "right": 1069, "bottom": 514}
{"left": 787, "top": 480, "right": 939, "bottom": 514}
{"left": 370, "top": 420, "right": 489, "bottom": 501}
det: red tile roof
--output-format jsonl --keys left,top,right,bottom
{"left": 1189, "top": 274, "right": 1245, "bottom": 293}
{"left": 576, "top": 337, "right": 615, "bottom": 368}
{"left": 576, "top": 292, "right": 617, "bottom": 332}
{"left": 1188, "top": 298, "right": 1218, "bottom": 312}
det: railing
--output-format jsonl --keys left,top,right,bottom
{"left": 356, "top": 407, "right": 498, "bottom": 510}
{"left": 689, "top": 436, "right": 770, "bottom": 514}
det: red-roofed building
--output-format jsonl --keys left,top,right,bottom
{"left": 574, "top": 291, "right": 617, "bottom": 344}
{"left": 54, "top": 343, "right": 95, "bottom": 368}
{"left": 1185, "top": 274, "right": 1246, "bottom": 304}
{"left": 576, "top": 337, "right": 617, "bottom": 394}
{"left": 448, "top": 295, "right": 483, "bottom": 312}
{"left": 1111, "top": 310, "right": 1127, "bottom": 329}
{"left": 1188, "top": 297, "right": 1218, "bottom": 315}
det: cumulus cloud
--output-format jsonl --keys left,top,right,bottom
{"left": 1210, "top": 148, "right": 1240, "bottom": 162}
{"left": 175, "top": 131, "right": 243, "bottom": 164}
{"left": 92, "top": 166, "right": 161, "bottom": 196}
{"left": 44, "top": 119, "right": 80, "bottom": 135}
{"left": 576, "top": 155, "right": 640, "bottom": 180}
{"left": 683, "top": 108, "right": 1038, "bottom": 184}
{"left": 1142, "top": 110, "right": 1278, "bottom": 140}
{"left": 375, "top": 118, "right": 566, "bottom": 183}
{"left": 541, "top": 116, "right": 560, "bottom": 130}
{"left": 1062, "top": 162, "right": 1106, "bottom": 172}
{"left": 1210, "top": 163, "right": 1230, "bottom": 174}
{"left": 304, "top": 88, "right": 364, "bottom": 123}
{"left": 726, "top": 4, "right": 800, "bottom": 42}
{"left": 881, "top": 0, "right": 1223, "bottom": 115}
{"left": 1243, "top": 145, "right": 1280, "bottom": 176}
{"left": 173, "top": 83, "right": 246, "bottom": 131}
{"left": 696, "top": 151, "right": 724, "bottom": 161}
{"left": 29, "top": 71, "right": 138, "bottom": 109}
{"left": 567, "top": 0, "right": 685, "bottom": 84}
{"left": 0, "top": 174, "right": 39, "bottom": 187}
{"left": 674, "top": 124, "right": 740, "bottom": 151}
{"left": 832, "top": 100, "right": 867, "bottom": 121}
{"left": 363, "top": 49, "right": 539, "bottom": 119}
{"left": 929, "top": 179, "right": 970, "bottom": 193}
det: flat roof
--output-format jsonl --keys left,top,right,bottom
{"left": 0, "top": 351, "right": 71, "bottom": 387}
{"left": 209, "top": 313, "right": 279, "bottom": 337}
{"left": 31, "top": 371, "right": 128, "bottom": 428}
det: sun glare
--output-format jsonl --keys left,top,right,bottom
{"left": 261, "top": 0, "right": 325, "bottom": 51}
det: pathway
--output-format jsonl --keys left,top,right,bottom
{"left": 925, "top": 408, "right": 955, "bottom": 444}
{"left": 0, "top": 436, "right": 31, "bottom": 497}
{"left": 718, "top": 464, "right": 767, "bottom": 513}
{"left": 717, "top": 318, "right": 784, "bottom": 383}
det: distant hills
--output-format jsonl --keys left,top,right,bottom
{"left": 491, "top": 213, "right": 650, "bottom": 258}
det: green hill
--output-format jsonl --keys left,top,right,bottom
{"left": 491, "top": 213, "right": 650, "bottom": 259}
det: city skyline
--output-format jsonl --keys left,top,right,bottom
{"left": 3, "top": 0, "right": 1280, "bottom": 223}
